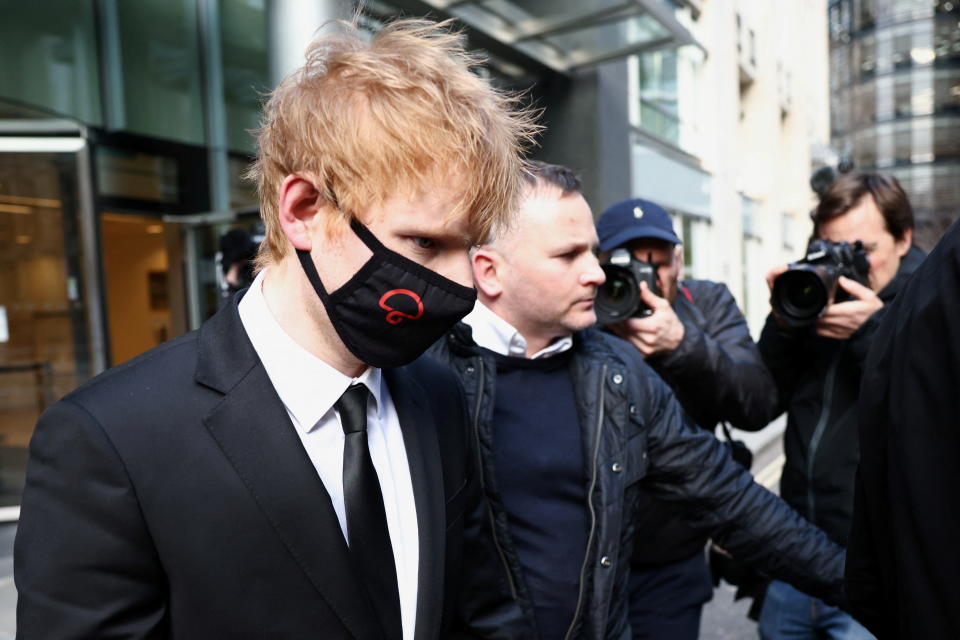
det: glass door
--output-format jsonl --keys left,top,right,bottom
{"left": 0, "top": 137, "right": 94, "bottom": 507}
{"left": 99, "top": 213, "right": 189, "bottom": 366}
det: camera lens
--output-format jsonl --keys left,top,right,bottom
{"left": 595, "top": 264, "right": 640, "bottom": 325}
{"left": 772, "top": 268, "right": 832, "bottom": 327}
{"left": 786, "top": 281, "right": 820, "bottom": 310}
{"left": 603, "top": 279, "right": 631, "bottom": 303}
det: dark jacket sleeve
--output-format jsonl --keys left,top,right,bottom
{"left": 757, "top": 313, "right": 811, "bottom": 413}
{"left": 650, "top": 281, "right": 779, "bottom": 430}
{"left": 843, "top": 305, "right": 887, "bottom": 369}
{"left": 630, "top": 352, "right": 845, "bottom": 604}
{"left": 14, "top": 399, "right": 168, "bottom": 639}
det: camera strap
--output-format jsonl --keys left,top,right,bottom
{"left": 719, "top": 421, "right": 753, "bottom": 471}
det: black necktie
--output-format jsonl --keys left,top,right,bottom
{"left": 336, "top": 384, "right": 402, "bottom": 639}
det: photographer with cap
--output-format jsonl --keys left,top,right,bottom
{"left": 756, "top": 172, "right": 925, "bottom": 640}
{"left": 595, "top": 199, "right": 779, "bottom": 639}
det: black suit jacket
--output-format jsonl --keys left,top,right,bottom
{"left": 14, "top": 296, "right": 522, "bottom": 639}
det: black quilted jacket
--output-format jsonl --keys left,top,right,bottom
{"left": 429, "top": 325, "right": 845, "bottom": 640}
{"left": 632, "top": 279, "right": 780, "bottom": 566}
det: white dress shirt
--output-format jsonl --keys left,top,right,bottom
{"left": 462, "top": 301, "right": 573, "bottom": 359}
{"left": 239, "top": 269, "right": 418, "bottom": 640}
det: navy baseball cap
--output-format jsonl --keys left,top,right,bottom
{"left": 597, "top": 198, "right": 681, "bottom": 252}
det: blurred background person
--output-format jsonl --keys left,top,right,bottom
{"left": 846, "top": 218, "right": 960, "bottom": 639}
{"left": 218, "top": 227, "right": 259, "bottom": 305}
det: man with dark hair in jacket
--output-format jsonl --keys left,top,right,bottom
{"left": 758, "top": 172, "right": 925, "bottom": 640}
{"left": 428, "top": 160, "right": 845, "bottom": 639}
{"left": 594, "top": 199, "right": 779, "bottom": 639}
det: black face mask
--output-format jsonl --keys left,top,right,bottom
{"left": 297, "top": 219, "right": 477, "bottom": 368}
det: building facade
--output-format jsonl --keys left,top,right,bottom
{"left": 0, "top": 0, "right": 830, "bottom": 510}
{"left": 636, "top": 0, "right": 832, "bottom": 335}
{"left": 0, "top": 0, "right": 705, "bottom": 510}
{"left": 828, "top": 0, "right": 960, "bottom": 249}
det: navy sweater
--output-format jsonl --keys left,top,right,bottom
{"left": 488, "top": 349, "right": 588, "bottom": 639}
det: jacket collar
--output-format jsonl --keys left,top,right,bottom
{"left": 195, "top": 289, "right": 260, "bottom": 394}
{"left": 879, "top": 245, "right": 926, "bottom": 302}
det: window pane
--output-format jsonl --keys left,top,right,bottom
{"left": 638, "top": 49, "right": 680, "bottom": 144}
{"left": 220, "top": 0, "right": 269, "bottom": 153}
{"left": 116, "top": 0, "right": 205, "bottom": 144}
{"left": 0, "top": 1, "right": 102, "bottom": 125}
{"left": 0, "top": 150, "right": 92, "bottom": 505}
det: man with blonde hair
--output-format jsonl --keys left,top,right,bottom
{"left": 15, "top": 19, "right": 535, "bottom": 639}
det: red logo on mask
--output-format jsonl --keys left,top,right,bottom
{"left": 379, "top": 289, "right": 424, "bottom": 324}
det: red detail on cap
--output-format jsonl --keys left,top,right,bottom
{"left": 379, "top": 289, "right": 424, "bottom": 324}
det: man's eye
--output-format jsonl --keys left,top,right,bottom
{"left": 413, "top": 237, "right": 435, "bottom": 249}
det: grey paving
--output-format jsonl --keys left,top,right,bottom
{"left": 0, "top": 523, "right": 15, "bottom": 639}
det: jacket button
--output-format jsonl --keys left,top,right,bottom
{"left": 465, "top": 365, "right": 475, "bottom": 374}
{"left": 600, "top": 556, "right": 612, "bottom": 568}
{"left": 629, "top": 404, "right": 636, "bottom": 415}
{"left": 611, "top": 462, "right": 622, "bottom": 473}
{"left": 612, "top": 374, "right": 623, "bottom": 384}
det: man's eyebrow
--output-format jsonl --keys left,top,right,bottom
{"left": 398, "top": 225, "right": 473, "bottom": 244}
{"left": 554, "top": 240, "right": 591, "bottom": 254}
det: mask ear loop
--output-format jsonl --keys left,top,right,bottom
{"left": 296, "top": 249, "right": 335, "bottom": 306}
{"left": 349, "top": 217, "right": 388, "bottom": 253}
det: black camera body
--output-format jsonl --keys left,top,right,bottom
{"left": 771, "top": 239, "right": 870, "bottom": 328}
{"left": 595, "top": 248, "right": 661, "bottom": 325}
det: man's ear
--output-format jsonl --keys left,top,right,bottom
{"left": 471, "top": 248, "right": 504, "bottom": 299}
{"left": 673, "top": 244, "right": 686, "bottom": 281}
{"left": 278, "top": 175, "right": 322, "bottom": 251}
{"left": 895, "top": 228, "right": 913, "bottom": 257}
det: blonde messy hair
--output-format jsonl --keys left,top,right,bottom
{"left": 248, "top": 18, "right": 540, "bottom": 268}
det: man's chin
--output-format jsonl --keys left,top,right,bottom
{"left": 565, "top": 310, "right": 598, "bottom": 333}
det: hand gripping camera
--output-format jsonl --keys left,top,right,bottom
{"left": 771, "top": 239, "right": 870, "bottom": 328}
{"left": 595, "top": 248, "right": 661, "bottom": 326}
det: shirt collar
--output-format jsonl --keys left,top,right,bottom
{"left": 238, "top": 269, "right": 384, "bottom": 433}
{"left": 462, "top": 301, "right": 573, "bottom": 359}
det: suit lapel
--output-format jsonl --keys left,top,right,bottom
{"left": 384, "top": 368, "right": 444, "bottom": 640}
{"left": 197, "top": 298, "right": 383, "bottom": 640}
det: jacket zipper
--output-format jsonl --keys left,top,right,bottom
{"left": 470, "top": 357, "right": 519, "bottom": 599}
{"left": 805, "top": 350, "right": 842, "bottom": 522}
{"left": 564, "top": 363, "right": 607, "bottom": 640}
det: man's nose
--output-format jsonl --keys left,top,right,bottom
{"left": 582, "top": 256, "right": 606, "bottom": 286}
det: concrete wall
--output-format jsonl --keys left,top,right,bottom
{"left": 623, "top": 0, "right": 831, "bottom": 336}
